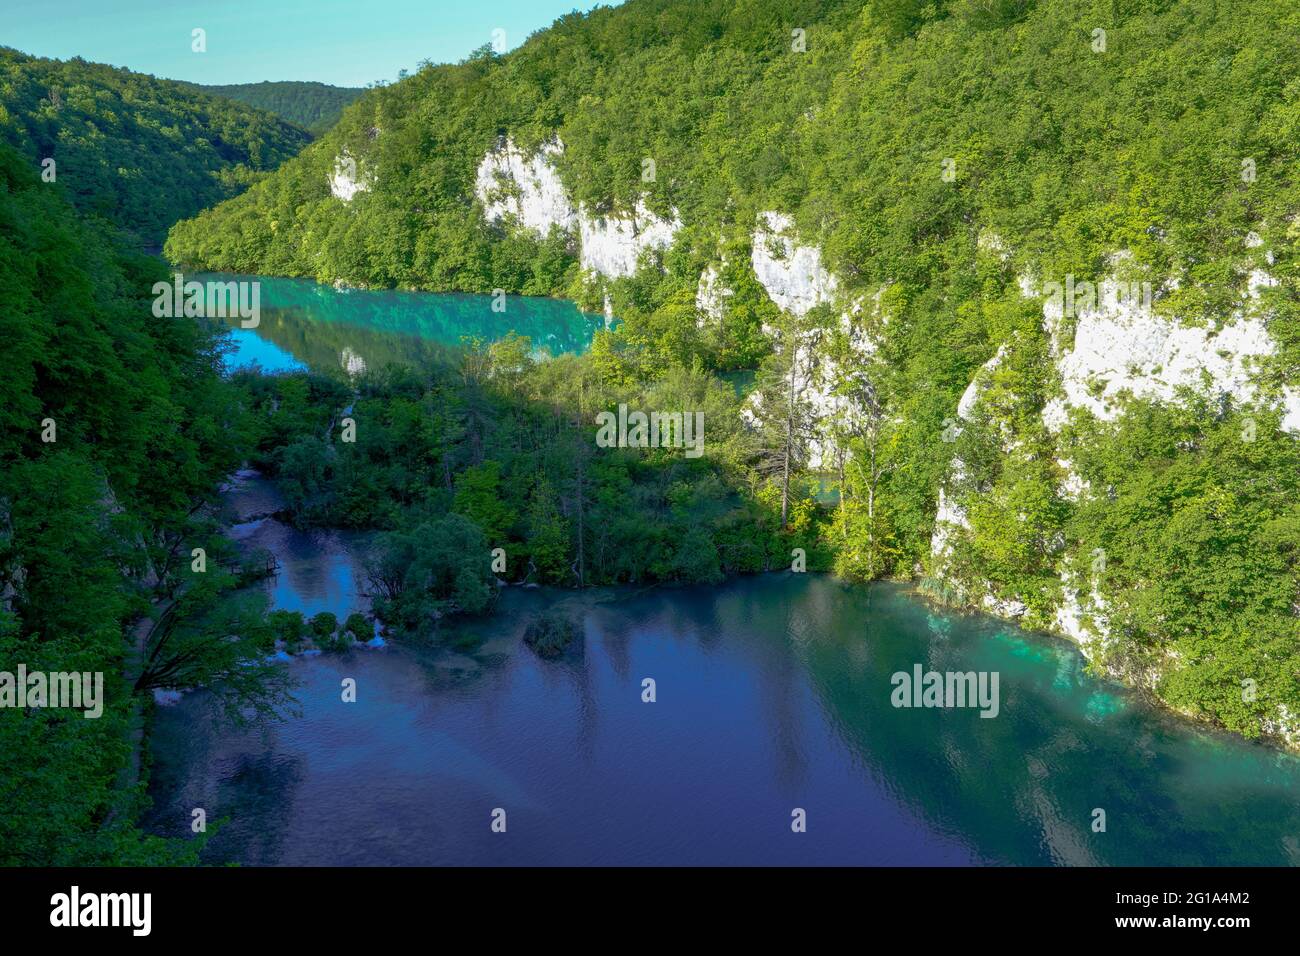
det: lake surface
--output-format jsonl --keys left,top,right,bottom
{"left": 143, "top": 476, "right": 1300, "bottom": 866}
{"left": 203, "top": 273, "right": 606, "bottom": 375}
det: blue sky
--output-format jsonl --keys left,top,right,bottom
{"left": 3, "top": 0, "right": 617, "bottom": 88}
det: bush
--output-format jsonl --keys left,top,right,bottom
{"left": 367, "top": 513, "right": 496, "bottom": 634}
{"left": 343, "top": 612, "right": 372, "bottom": 644}
{"left": 267, "top": 609, "right": 307, "bottom": 652}
{"left": 309, "top": 611, "right": 340, "bottom": 649}
{"left": 523, "top": 609, "right": 580, "bottom": 659}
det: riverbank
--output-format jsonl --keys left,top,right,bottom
{"left": 913, "top": 574, "right": 1300, "bottom": 755}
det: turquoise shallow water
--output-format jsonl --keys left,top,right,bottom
{"left": 144, "top": 475, "right": 1300, "bottom": 865}
{"left": 199, "top": 272, "right": 605, "bottom": 374}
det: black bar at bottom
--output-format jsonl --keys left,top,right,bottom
{"left": 0, "top": 865, "right": 1284, "bottom": 941}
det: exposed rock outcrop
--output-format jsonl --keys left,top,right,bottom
{"left": 474, "top": 138, "right": 576, "bottom": 234}
{"left": 744, "top": 212, "right": 875, "bottom": 470}
{"left": 577, "top": 199, "right": 681, "bottom": 279}
{"left": 473, "top": 137, "right": 680, "bottom": 279}
{"left": 695, "top": 262, "right": 731, "bottom": 325}
{"left": 930, "top": 345, "right": 1008, "bottom": 562}
{"left": 931, "top": 250, "right": 1300, "bottom": 734}
{"left": 750, "top": 211, "right": 838, "bottom": 316}
{"left": 329, "top": 149, "right": 372, "bottom": 202}
{"left": 1034, "top": 261, "right": 1298, "bottom": 433}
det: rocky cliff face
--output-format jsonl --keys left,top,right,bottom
{"left": 473, "top": 137, "right": 680, "bottom": 280}
{"left": 473, "top": 139, "right": 576, "bottom": 234}
{"left": 328, "top": 149, "right": 371, "bottom": 202}
{"left": 749, "top": 211, "right": 839, "bottom": 316}
{"left": 577, "top": 199, "right": 681, "bottom": 279}
{"left": 694, "top": 263, "right": 730, "bottom": 325}
{"left": 1033, "top": 258, "right": 1298, "bottom": 434}
{"left": 743, "top": 211, "right": 859, "bottom": 469}
{"left": 923, "top": 252, "right": 1300, "bottom": 743}
{"left": 468, "top": 139, "right": 878, "bottom": 468}
{"left": 929, "top": 345, "right": 1008, "bottom": 564}
{"left": 467, "top": 141, "right": 1298, "bottom": 747}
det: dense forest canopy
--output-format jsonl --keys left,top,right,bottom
{"left": 165, "top": 0, "right": 1300, "bottom": 305}
{"left": 186, "top": 80, "right": 364, "bottom": 135}
{"left": 0, "top": 142, "right": 284, "bottom": 862}
{"left": 0, "top": 47, "right": 310, "bottom": 244}
{"left": 0, "top": 124, "right": 810, "bottom": 860}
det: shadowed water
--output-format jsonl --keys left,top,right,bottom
{"left": 145, "top": 476, "right": 1300, "bottom": 865}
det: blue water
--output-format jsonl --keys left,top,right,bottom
{"left": 203, "top": 273, "right": 605, "bottom": 375}
{"left": 144, "top": 478, "right": 1300, "bottom": 866}
{"left": 225, "top": 331, "right": 304, "bottom": 374}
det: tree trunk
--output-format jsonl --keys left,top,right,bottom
{"left": 781, "top": 345, "right": 796, "bottom": 530}
{"left": 575, "top": 442, "right": 586, "bottom": 587}
{"left": 867, "top": 445, "right": 877, "bottom": 580}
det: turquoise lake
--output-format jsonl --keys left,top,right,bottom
{"left": 203, "top": 273, "right": 606, "bottom": 373}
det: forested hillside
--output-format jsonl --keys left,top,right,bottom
{"left": 0, "top": 47, "right": 310, "bottom": 244}
{"left": 0, "top": 142, "right": 300, "bottom": 862}
{"left": 166, "top": 0, "right": 1300, "bottom": 745}
{"left": 189, "top": 80, "right": 364, "bottom": 134}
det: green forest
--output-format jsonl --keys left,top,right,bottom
{"left": 186, "top": 80, "right": 364, "bottom": 134}
{"left": 0, "top": 142, "right": 261, "bottom": 862}
{"left": 3, "top": 0, "right": 1300, "bottom": 864}
{"left": 0, "top": 47, "right": 310, "bottom": 244}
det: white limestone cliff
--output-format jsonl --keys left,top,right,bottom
{"left": 750, "top": 211, "right": 838, "bottom": 316}
{"left": 329, "top": 149, "right": 372, "bottom": 202}
{"left": 474, "top": 138, "right": 577, "bottom": 234}
{"left": 578, "top": 199, "right": 681, "bottom": 279}
{"left": 930, "top": 346, "right": 1008, "bottom": 562}
{"left": 744, "top": 212, "right": 875, "bottom": 470}
{"left": 1053, "top": 571, "right": 1108, "bottom": 656}
{"left": 695, "top": 263, "right": 731, "bottom": 326}
{"left": 341, "top": 346, "right": 367, "bottom": 378}
{"left": 1035, "top": 259, "right": 1300, "bottom": 433}
{"left": 935, "top": 251, "right": 1300, "bottom": 672}
{"left": 473, "top": 136, "right": 680, "bottom": 280}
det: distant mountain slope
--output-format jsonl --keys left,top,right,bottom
{"left": 190, "top": 80, "right": 364, "bottom": 134}
{"left": 0, "top": 47, "right": 311, "bottom": 244}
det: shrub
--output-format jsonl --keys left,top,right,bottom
{"left": 523, "top": 609, "right": 580, "bottom": 659}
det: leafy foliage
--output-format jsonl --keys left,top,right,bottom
{"left": 186, "top": 80, "right": 363, "bottom": 135}
{"left": 0, "top": 143, "right": 291, "bottom": 863}
{"left": 0, "top": 46, "right": 310, "bottom": 244}
{"left": 166, "top": 0, "right": 1300, "bottom": 739}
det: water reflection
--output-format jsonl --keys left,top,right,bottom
{"left": 146, "top": 502, "right": 1300, "bottom": 865}
{"left": 201, "top": 273, "right": 605, "bottom": 375}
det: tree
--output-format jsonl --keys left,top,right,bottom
{"left": 367, "top": 514, "right": 496, "bottom": 632}
{"left": 525, "top": 475, "right": 571, "bottom": 584}
{"left": 748, "top": 309, "right": 821, "bottom": 530}
{"left": 453, "top": 459, "right": 516, "bottom": 545}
